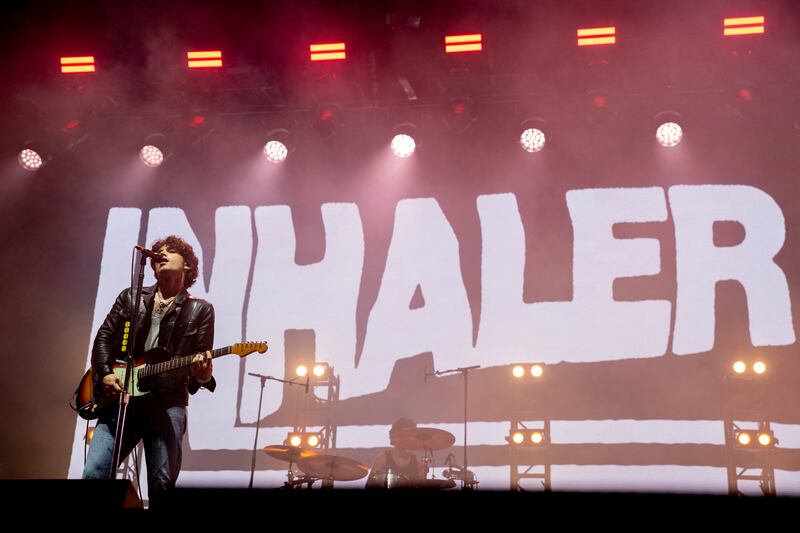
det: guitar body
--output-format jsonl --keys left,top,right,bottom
{"left": 73, "top": 341, "right": 267, "bottom": 421}
{"left": 74, "top": 347, "right": 170, "bottom": 420}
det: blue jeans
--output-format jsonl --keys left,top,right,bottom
{"left": 82, "top": 395, "right": 187, "bottom": 508}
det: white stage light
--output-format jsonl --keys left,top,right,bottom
{"left": 391, "top": 133, "right": 416, "bottom": 158}
{"left": 656, "top": 122, "right": 683, "bottom": 147}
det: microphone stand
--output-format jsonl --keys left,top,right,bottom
{"left": 109, "top": 250, "right": 148, "bottom": 478}
{"left": 247, "top": 372, "right": 308, "bottom": 489}
{"left": 426, "top": 365, "right": 481, "bottom": 489}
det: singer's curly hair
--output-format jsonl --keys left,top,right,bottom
{"left": 149, "top": 235, "right": 199, "bottom": 289}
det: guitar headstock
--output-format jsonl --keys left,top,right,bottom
{"left": 232, "top": 341, "right": 268, "bottom": 357}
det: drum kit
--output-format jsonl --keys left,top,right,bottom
{"left": 263, "top": 426, "right": 475, "bottom": 489}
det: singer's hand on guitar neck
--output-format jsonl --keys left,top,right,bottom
{"left": 101, "top": 373, "right": 123, "bottom": 396}
{"left": 191, "top": 351, "right": 213, "bottom": 384}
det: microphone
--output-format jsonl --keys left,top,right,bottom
{"left": 135, "top": 245, "right": 167, "bottom": 263}
{"left": 305, "top": 376, "right": 310, "bottom": 394}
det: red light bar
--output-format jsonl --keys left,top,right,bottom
{"left": 187, "top": 50, "right": 223, "bottom": 68}
{"left": 60, "top": 56, "right": 95, "bottom": 73}
{"left": 445, "top": 34, "right": 483, "bottom": 53}
{"left": 310, "top": 43, "right": 346, "bottom": 61}
{"left": 577, "top": 27, "right": 616, "bottom": 46}
{"left": 723, "top": 16, "right": 765, "bottom": 36}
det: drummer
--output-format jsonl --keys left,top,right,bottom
{"left": 365, "top": 418, "right": 427, "bottom": 488}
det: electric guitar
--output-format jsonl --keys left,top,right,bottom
{"left": 73, "top": 341, "right": 268, "bottom": 420}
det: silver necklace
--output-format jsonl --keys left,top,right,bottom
{"left": 155, "top": 290, "right": 176, "bottom": 315}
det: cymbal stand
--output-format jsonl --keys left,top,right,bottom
{"left": 426, "top": 365, "right": 481, "bottom": 489}
{"left": 246, "top": 372, "right": 309, "bottom": 489}
{"left": 421, "top": 445, "right": 433, "bottom": 478}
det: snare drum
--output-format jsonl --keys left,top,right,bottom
{"left": 372, "top": 468, "right": 410, "bottom": 488}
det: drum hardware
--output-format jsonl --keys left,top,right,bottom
{"left": 263, "top": 444, "right": 319, "bottom": 489}
{"left": 442, "top": 452, "right": 478, "bottom": 488}
{"left": 248, "top": 372, "right": 308, "bottom": 489}
{"left": 425, "top": 365, "right": 482, "bottom": 489}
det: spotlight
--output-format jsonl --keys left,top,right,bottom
{"left": 263, "top": 140, "right": 288, "bottom": 163}
{"left": 584, "top": 90, "right": 617, "bottom": 126}
{"left": 391, "top": 123, "right": 417, "bottom": 158}
{"left": 520, "top": 128, "right": 546, "bottom": 153}
{"left": 18, "top": 148, "right": 44, "bottom": 171}
{"left": 312, "top": 364, "right": 327, "bottom": 378}
{"left": 729, "top": 359, "right": 768, "bottom": 379}
{"left": 508, "top": 428, "right": 548, "bottom": 446}
{"left": 734, "top": 427, "right": 776, "bottom": 449}
{"left": 263, "top": 129, "right": 291, "bottom": 163}
{"left": 653, "top": 111, "right": 683, "bottom": 147}
{"left": 511, "top": 363, "right": 546, "bottom": 380}
{"left": 295, "top": 365, "right": 308, "bottom": 377}
{"left": 519, "top": 118, "right": 547, "bottom": 153}
{"left": 139, "top": 145, "right": 164, "bottom": 167}
{"left": 391, "top": 134, "right": 415, "bottom": 158}
{"left": 737, "top": 431, "right": 752, "bottom": 446}
{"left": 285, "top": 431, "right": 323, "bottom": 448}
{"left": 444, "top": 98, "right": 477, "bottom": 132}
{"left": 139, "top": 133, "right": 171, "bottom": 167}
{"left": 656, "top": 122, "right": 683, "bottom": 147}
{"left": 311, "top": 105, "right": 343, "bottom": 138}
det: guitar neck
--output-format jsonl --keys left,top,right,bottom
{"left": 138, "top": 346, "right": 231, "bottom": 379}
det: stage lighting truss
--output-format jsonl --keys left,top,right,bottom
{"left": 511, "top": 363, "right": 545, "bottom": 380}
{"left": 507, "top": 428, "right": 549, "bottom": 447}
{"left": 285, "top": 431, "right": 324, "bottom": 449}
{"left": 729, "top": 359, "right": 768, "bottom": 380}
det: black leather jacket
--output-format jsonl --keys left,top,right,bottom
{"left": 91, "top": 284, "right": 216, "bottom": 406}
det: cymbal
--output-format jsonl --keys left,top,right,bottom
{"left": 390, "top": 427, "right": 456, "bottom": 451}
{"left": 297, "top": 454, "right": 369, "bottom": 481}
{"left": 263, "top": 445, "right": 318, "bottom": 463}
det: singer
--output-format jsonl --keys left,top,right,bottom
{"left": 82, "top": 235, "right": 216, "bottom": 508}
